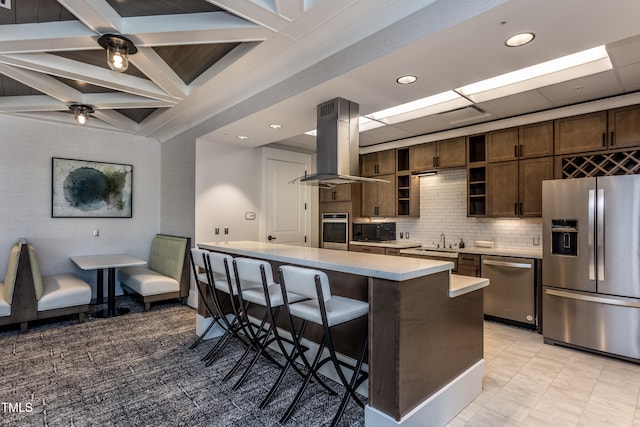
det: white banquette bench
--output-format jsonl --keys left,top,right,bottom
{"left": 0, "top": 239, "right": 92, "bottom": 332}
{"left": 118, "top": 234, "right": 191, "bottom": 311}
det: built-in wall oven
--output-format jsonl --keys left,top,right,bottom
{"left": 321, "top": 213, "right": 349, "bottom": 251}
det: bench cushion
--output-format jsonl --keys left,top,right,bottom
{"left": 0, "top": 283, "right": 10, "bottom": 317}
{"left": 37, "top": 273, "right": 92, "bottom": 311}
{"left": 27, "top": 244, "right": 45, "bottom": 300}
{"left": 119, "top": 266, "right": 180, "bottom": 296}
{"left": 148, "top": 235, "right": 187, "bottom": 282}
{"left": 3, "top": 243, "right": 20, "bottom": 304}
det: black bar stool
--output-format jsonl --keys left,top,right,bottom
{"left": 223, "top": 257, "right": 306, "bottom": 390}
{"left": 188, "top": 248, "right": 222, "bottom": 349}
{"left": 199, "top": 251, "right": 250, "bottom": 366}
{"left": 277, "top": 265, "right": 369, "bottom": 426}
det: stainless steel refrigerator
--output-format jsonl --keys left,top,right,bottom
{"left": 542, "top": 175, "right": 640, "bottom": 361}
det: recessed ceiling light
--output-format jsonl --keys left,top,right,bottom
{"left": 269, "top": 124, "right": 282, "bottom": 129}
{"left": 396, "top": 75, "right": 417, "bottom": 85}
{"left": 237, "top": 135, "right": 248, "bottom": 140}
{"left": 505, "top": 32, "right": 535, "bottom": 47}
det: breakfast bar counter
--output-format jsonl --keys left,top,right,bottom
{"left": 198, "top": 241, "right": 487, "bottom": 427}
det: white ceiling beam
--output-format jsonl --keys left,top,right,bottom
{"left": 82, "top": 92, "right": 175, "bottom": 109}
{"left": 275, "top": 0, "right": 305, "bottom": 21}
{"left": 123, "top": 12, "right": 273, "bottom": 46}
{"left": 0, "top": 63, "right": 83, "bottom": 102}
{"left": 0, "top": 53, "right": 177, "bottom": 102}
{"left": 207, "top": 0, "right": 291, "bottom": 31}
{"left": 0, "top": 21, "right": 97, "bottom": 53}
{"left": 92, "top": 109, "right": 139, "bottom": 132}
{"left": 129, "top": 47, "right": 187, "bottom": 98}
{"left": 56, "top": 0, "right": 122, "bottom": 34}
{"left": 0, "top": 95, "right": 66, "bottom": 112}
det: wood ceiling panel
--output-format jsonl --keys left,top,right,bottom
{"left": 105, "top": 0, "right": 222, "bottom": 17}
{"left": 0, "top": 75, "right": 45, "bottom": 96}
{"left": 116, "top": 107, "right": 163, "bottom": 123}
{"left": 0, "top": 0, "right": 77, "bottom": 25}
{"left": 52, "top": 50, "right": 148, "bottom": 80}
{"left": 153, "top": 43, "right": 240, "bottom": 85}
{"left": 51, "top": 76, "right": 116, "bottom": 94}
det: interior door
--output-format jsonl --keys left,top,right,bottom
{"left": 265, "top": 155, "right": 310, "bottom": 246}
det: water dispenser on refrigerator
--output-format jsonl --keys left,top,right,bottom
{"left": 550, "top": 219, "right": 578, "bottom": 256}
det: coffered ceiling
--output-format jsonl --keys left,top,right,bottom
{"left": 1, "top": 0, "right": 640, "bottom": 151}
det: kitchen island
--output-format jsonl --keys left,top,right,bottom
{"left": 198, "top": 241, "right": 488, "bottom": 427}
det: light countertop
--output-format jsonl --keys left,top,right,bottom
{"left": 450, "top": 274, "right": 490, "bottom": 298}
{"left": 351, "top": 241, "right": 542, "bottom": 259}
{"left": 198, "top": 241, "right": 453, "bottom": 282}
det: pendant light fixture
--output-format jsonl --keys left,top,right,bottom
{"left": 97, "top": 34, "right": 138, "bottom": 72}
{"left": 69, "top": 104, "right": 93, "bottom": 125}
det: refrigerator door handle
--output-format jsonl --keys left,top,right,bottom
{"left": 545, "top": 288, "right": 640, "bottom": 308}
{"left": 588, "top": 189, "right": 596, "bottom": 281}
{"left": 597, "top": 188, "right": 605, "bottom": 281}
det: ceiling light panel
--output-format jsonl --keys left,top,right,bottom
{"left": 365, "top": 90, "right": 472, "bottom": 124}
{"left": 457, "top": 45, "right": 612, "bottom": 103}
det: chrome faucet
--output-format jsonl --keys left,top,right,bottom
{"left": 440, "top": 233, "right": 446, "bottom": 249}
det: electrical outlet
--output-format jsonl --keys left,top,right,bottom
{"left": 533, "top": 236, "right": 540, "bottom": 246}
{"left": 224, "top": 227, "right": 229, "bottom": 235}
{"left": 214, "top": 228, "right": 220, "bottom": 235}
{"left": 399, "top": 232, "right": 404, "bottom": 239}
{"left": 93, "top": 229, "right": 99, "bottom": 237}
{"left": 405, "top": 232, "right": 410, "bottom": 239}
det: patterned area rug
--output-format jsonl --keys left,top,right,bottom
{"left": 0, "top": 297, "right": 366, "bottom": 426}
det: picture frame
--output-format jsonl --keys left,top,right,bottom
{"left": 52, "top": 157, "right": 133, "bottom": 218}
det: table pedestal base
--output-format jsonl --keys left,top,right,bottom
{"left": 94, "top": 307, "right": 131, "bottom": 318}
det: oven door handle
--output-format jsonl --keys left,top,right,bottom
{"left": 482, "top": 259, "right": 532, "bottom": 269}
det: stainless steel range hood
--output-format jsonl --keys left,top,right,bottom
{"left": 291, "top": 97, "right": 389, "bottom": 187}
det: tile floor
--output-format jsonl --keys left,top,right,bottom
{"left": 446, "top": 321, "right": 640, "bottom": 426}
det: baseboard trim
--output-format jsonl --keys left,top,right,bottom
{"left": 364, "top": 359, "right": 484, "bottom": 427}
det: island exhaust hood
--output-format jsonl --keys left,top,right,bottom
{"left": 291, "top": 97, "right": 389, "bottom": 187}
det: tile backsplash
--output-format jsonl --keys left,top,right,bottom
{"left": 394, "top": 168, "right": 542, "bottom": 250}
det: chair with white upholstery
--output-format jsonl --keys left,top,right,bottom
{"left": 277, "top": 265, "right": 369, "bottom": 427}
{"left": 27, "top": 242, "right": 92, "bottom": 327}
{"left": 223, "top": 257, "right": 306, "bottom": 390}
{"left": 200, "top": 251, "right": 251, "bottom": 366}
{"left": 119, "top": 234, "right": 190, "bottom": 311}
{"left": 189, "top": 248, "right": 220, "bottom": 349}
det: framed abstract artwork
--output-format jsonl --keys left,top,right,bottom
{"left": 52, "top": 157, "right": 133, "bottom": 218}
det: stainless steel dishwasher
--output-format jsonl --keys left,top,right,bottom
{"left": 481, "top": 255, "right": 536, "bottom": 327}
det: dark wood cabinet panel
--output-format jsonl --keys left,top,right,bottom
{"left": 608, "top": 105, "right": 640, "bottom": 149}
{"left": 487, "top": 161, "right": 518, "bottom": 217}
{"left": 520, "top": 121, "right": 554, "bottom": 159}
{"left": 487, "top": 127, "right": 519, "bottom": 163}
{"left": 361, "top": 150, "right": 396, "bottom": 176}
{"left": 437, "top": 137, "right": 466, "bottom": 168}
{"left": 554, "top": 111, "right": 607, "bottom": 155}
{"left": 411, "top": 143, "right": 437, "bottom": 171}
{"left": 319, "top": 184, "right": 352, "bottom": 203}
{"left": 410, "top": 137, "right": 465, "bottom": 171}
{"left": 362, "top": 174, "right": 395, "bottom": 217}
{"left": 519, "top": 157, "right": 553, "bottom": 217}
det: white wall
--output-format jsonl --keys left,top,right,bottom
{"left": 195, "top": 140, "right": 262, "bottom": 245}
{"left": 393, "top": 169, "right": 543, "bottom": 250}
{"left": 160, "top": 133, "right": 195, "bottom": 239}
{"left": 0, "top": 114, "right": 161, "bottom": 297}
